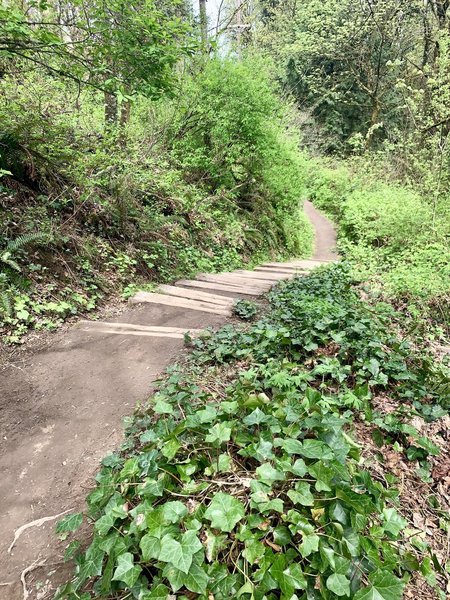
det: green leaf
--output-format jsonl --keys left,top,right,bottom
{"left": 142, "top": 583, "right": 171, "bottom": 599}
{"left": 290, "top": 458, "right": 308, "bottom": 476}
{"left": 56, "top": 513, "right": 83, "bottom": 533}
{"left": 354, "top": 570, "right": 405, "bottom": 600}
{"left": 204, "top": 492, "right": 245, "bottom": 532}
{"left": 243, "top": 408, "right": 269, "bottom": 425}
{"left": 112, "top": 552, "right": 142, "bottom": 587}
{"left": 275, "top": 437, "right": 304, "bottom": 455}
{"left": 161, "top": 501, "right": 188, "bottom": 523}
{"left": 153, "top": 398, "right": 174, "bottom": 414}
{"left": 205, "top": 530, "right": 228, "bottom": 562}
{"left": 164, "top": 562, "right": 209, "bottom": 594}
{"left": 283, "top": 563, "right": 307, "bottom": 591}
{"left": 299, "top": 533, "right": 320, "bottom": 557}
{"left": 255, "top": 462, "right": 285, "bottom": 484}
{"left": 299, "top": 440, "right": 334, "bottom": 460}
{"left": 205, "top": 422, "right": 232, "bottom": 445}
{"left": 287, "top": 482, "right": 314, "bottom": 506}
{"left": 140, "top": 534, "right": 161, "bottom": 561}
{"left": 382, "top": 508, "right": 407, "bottom": 537}
{"left": 158, "top": 530, "right": 202, "bottom": 574}
{"left": 161, "top": 438, "right": 180, "bottom": 459}
{"left": 242, "top": 538, "right": 265, "bottom": 564}
{"left": 327, "top": 573, "right": 351, "bottom": 597}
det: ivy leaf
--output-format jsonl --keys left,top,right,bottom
{"left": 299, "top": 533, "right": 320, "bottom": 557}
{"left": 158, "top": 530, "right": 202, "bottom": 574}
{"left": 205, "top": 422, "right": 232, "bottom": 445}
{"left": 284, "top": 563, "right": 307, "bottom": 591}
{"left": 161, "top": 438, "right": 180, "bottom": 459}
{"left": 161, "top": 501, "right": 188, "bottom": 523}
{"left": 275, "top": 437, "right": 304, "bottom": 455}
{"left": 204, "top": 492, "right": 245, "bottom": 532}
{"left": 164, "top": 562, "right": 209, "bottom": 594}
{"left": 242, "top": 539, "right": 266, "bottom": 564}
{"left": 142, "top": 583, "right": 171, "bottom": 599}
{"left": 255, "top": 463, "right": 285, "bottom": 484}
{"left": 287, "top": 482, "right": 314, "bottom": 506}
{"left": 382, "top": 508, "right": 407, "bottom": 537}
{"left": 140, "top": 534, "right": 161, "bottom": 561}
{"left": 243, "top": 408, "right": 269, "bottom": 425}
{"left": 289, "top": 458, "right": 308, "bottom": 476}
{"left": 354, "top": 570, "right": 405, "bottom": 600}
{"left": 76, "top": 541, "right": 105, "bottom": 584}
{"left": 112, "top": 552, "right": 142, "bottom": 587}
{"left": 153, "top": 398, "right": 174, "bottom": 414}
{"left": 299, "top": 440, "right": 335, "bottom": 460}
{"left": 205, "top": 530, "right": 228, "bottom": 562}
{"left": 56, "top": 513, "right": 83, "bottom": 533}
{"left": 327, "top": 573, "right": 351, "bottom": 597}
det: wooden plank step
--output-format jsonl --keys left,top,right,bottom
{"left": 255, "top": 265, "right": 309, "bottom": 274}
{"left": 196, "top": 274, "right": 272, "bottom": 288}
{"left": 158, "top": 284, "right": 234, "bottom": 307}
{"left": 231, "top": 270, "right": 292, "bottom": 280}
{"left": 130, "top": 291, "right": 232, "bottom": 316}
{"left": 80, "top": 321, "right": 203, "bottom": 338}
{"left": 176, "top": 280, "right": 262, "bottom": 296}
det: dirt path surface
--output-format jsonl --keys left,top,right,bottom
{"left": 304, "top": 200, "right": 338, "bottom": 260}
{"left": 0, "top": 202, "right": 336, "bottom": 599}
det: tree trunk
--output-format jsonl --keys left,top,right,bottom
{"left": 199, "top": 0, "right": 208, "bottom": 49}
{"left": 236, "top": 0, "right": 242, "bottom": 56}
{"left": 104, "top": 92, "right": 118, "bottom": 128}
{"left": 120, "top": 100, "right": 131, "bottom": 127}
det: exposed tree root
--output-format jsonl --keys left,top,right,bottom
{"left": 20, "top": 559, "right": 46, "bottom": 600}
{"left": 8, "top": 509, "right": 73, "bottom": 554}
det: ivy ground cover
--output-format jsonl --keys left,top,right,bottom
{"left": 56, "top": 264, "right": 450, "bottom": 600}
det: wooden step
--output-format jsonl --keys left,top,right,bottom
{"left": 158, "top": 284, "right": 234, "bottom": 307}
{"left": 255, "top": 265, "right": 309, "bottom": 274}
{"left": 196, "top": 274, "right": 272, "bottom": 289}
{"left": 176, "top": 279, "right": 262, "bottom": 296}
{"left": 80, "top": 321, "right": 204, "bottom": 338}
{"left": 231, "top": 270, "right": 293, "bottom": 281}
{"left": 130, "top": 291, "right": 232, "bottom": 316}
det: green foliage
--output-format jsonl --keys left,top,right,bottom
{"left": 233, "top": 299, "right": 259, "bottom": 321}
{"left": 56, "top": 265, "right": 448, "bottom": 599}
{"left": 0, "top": 56, "right": 312, "bottom": 342}
{"left": 305, "top": 159, "right": 450, "bottom": 316}
{"left": 0, "top": 0, "right": 193, "bottom": 101}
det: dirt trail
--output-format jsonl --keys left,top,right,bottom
{"left": 0, "top": 201, "right": 336, "bottom": 599}
{"left": 304, "top": 200, "right": 338, "bottom": 260}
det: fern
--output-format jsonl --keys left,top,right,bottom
{"left": 0, "top": 291, "right": 13, "bottom": 317}
{"left": 6, "top": 232, "right": 51, "bottom": 253}
{"left": 0, "top": 251, "right": 20, "bottom": 271}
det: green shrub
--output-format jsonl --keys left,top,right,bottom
{"left": 305, "top": 159, "right": 450, "bottom": 313}
{"left": 0, "top": 58, "right": 313, "bottom": 341}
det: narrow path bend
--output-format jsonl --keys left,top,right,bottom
{"left": 0, "top": 201, "right": 337, "bottom": 599}
{"left": 304, "top": 200, "right": 338, "bottom": 261}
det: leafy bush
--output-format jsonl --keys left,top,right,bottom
{"left": 305, "top": 160, "right": 450, "bottom": 315}
{"left": 0, "top": 58, "right": 313, "bottom": 342}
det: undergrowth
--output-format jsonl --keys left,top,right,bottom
{"left": 0, "top": 58, "right": 313, "bottom": 343}
{"left": 302, "top": 159, "right": 450, "bottom": 327}
{"left": 55, "top": 264, "right": 450, "bottom": 599}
